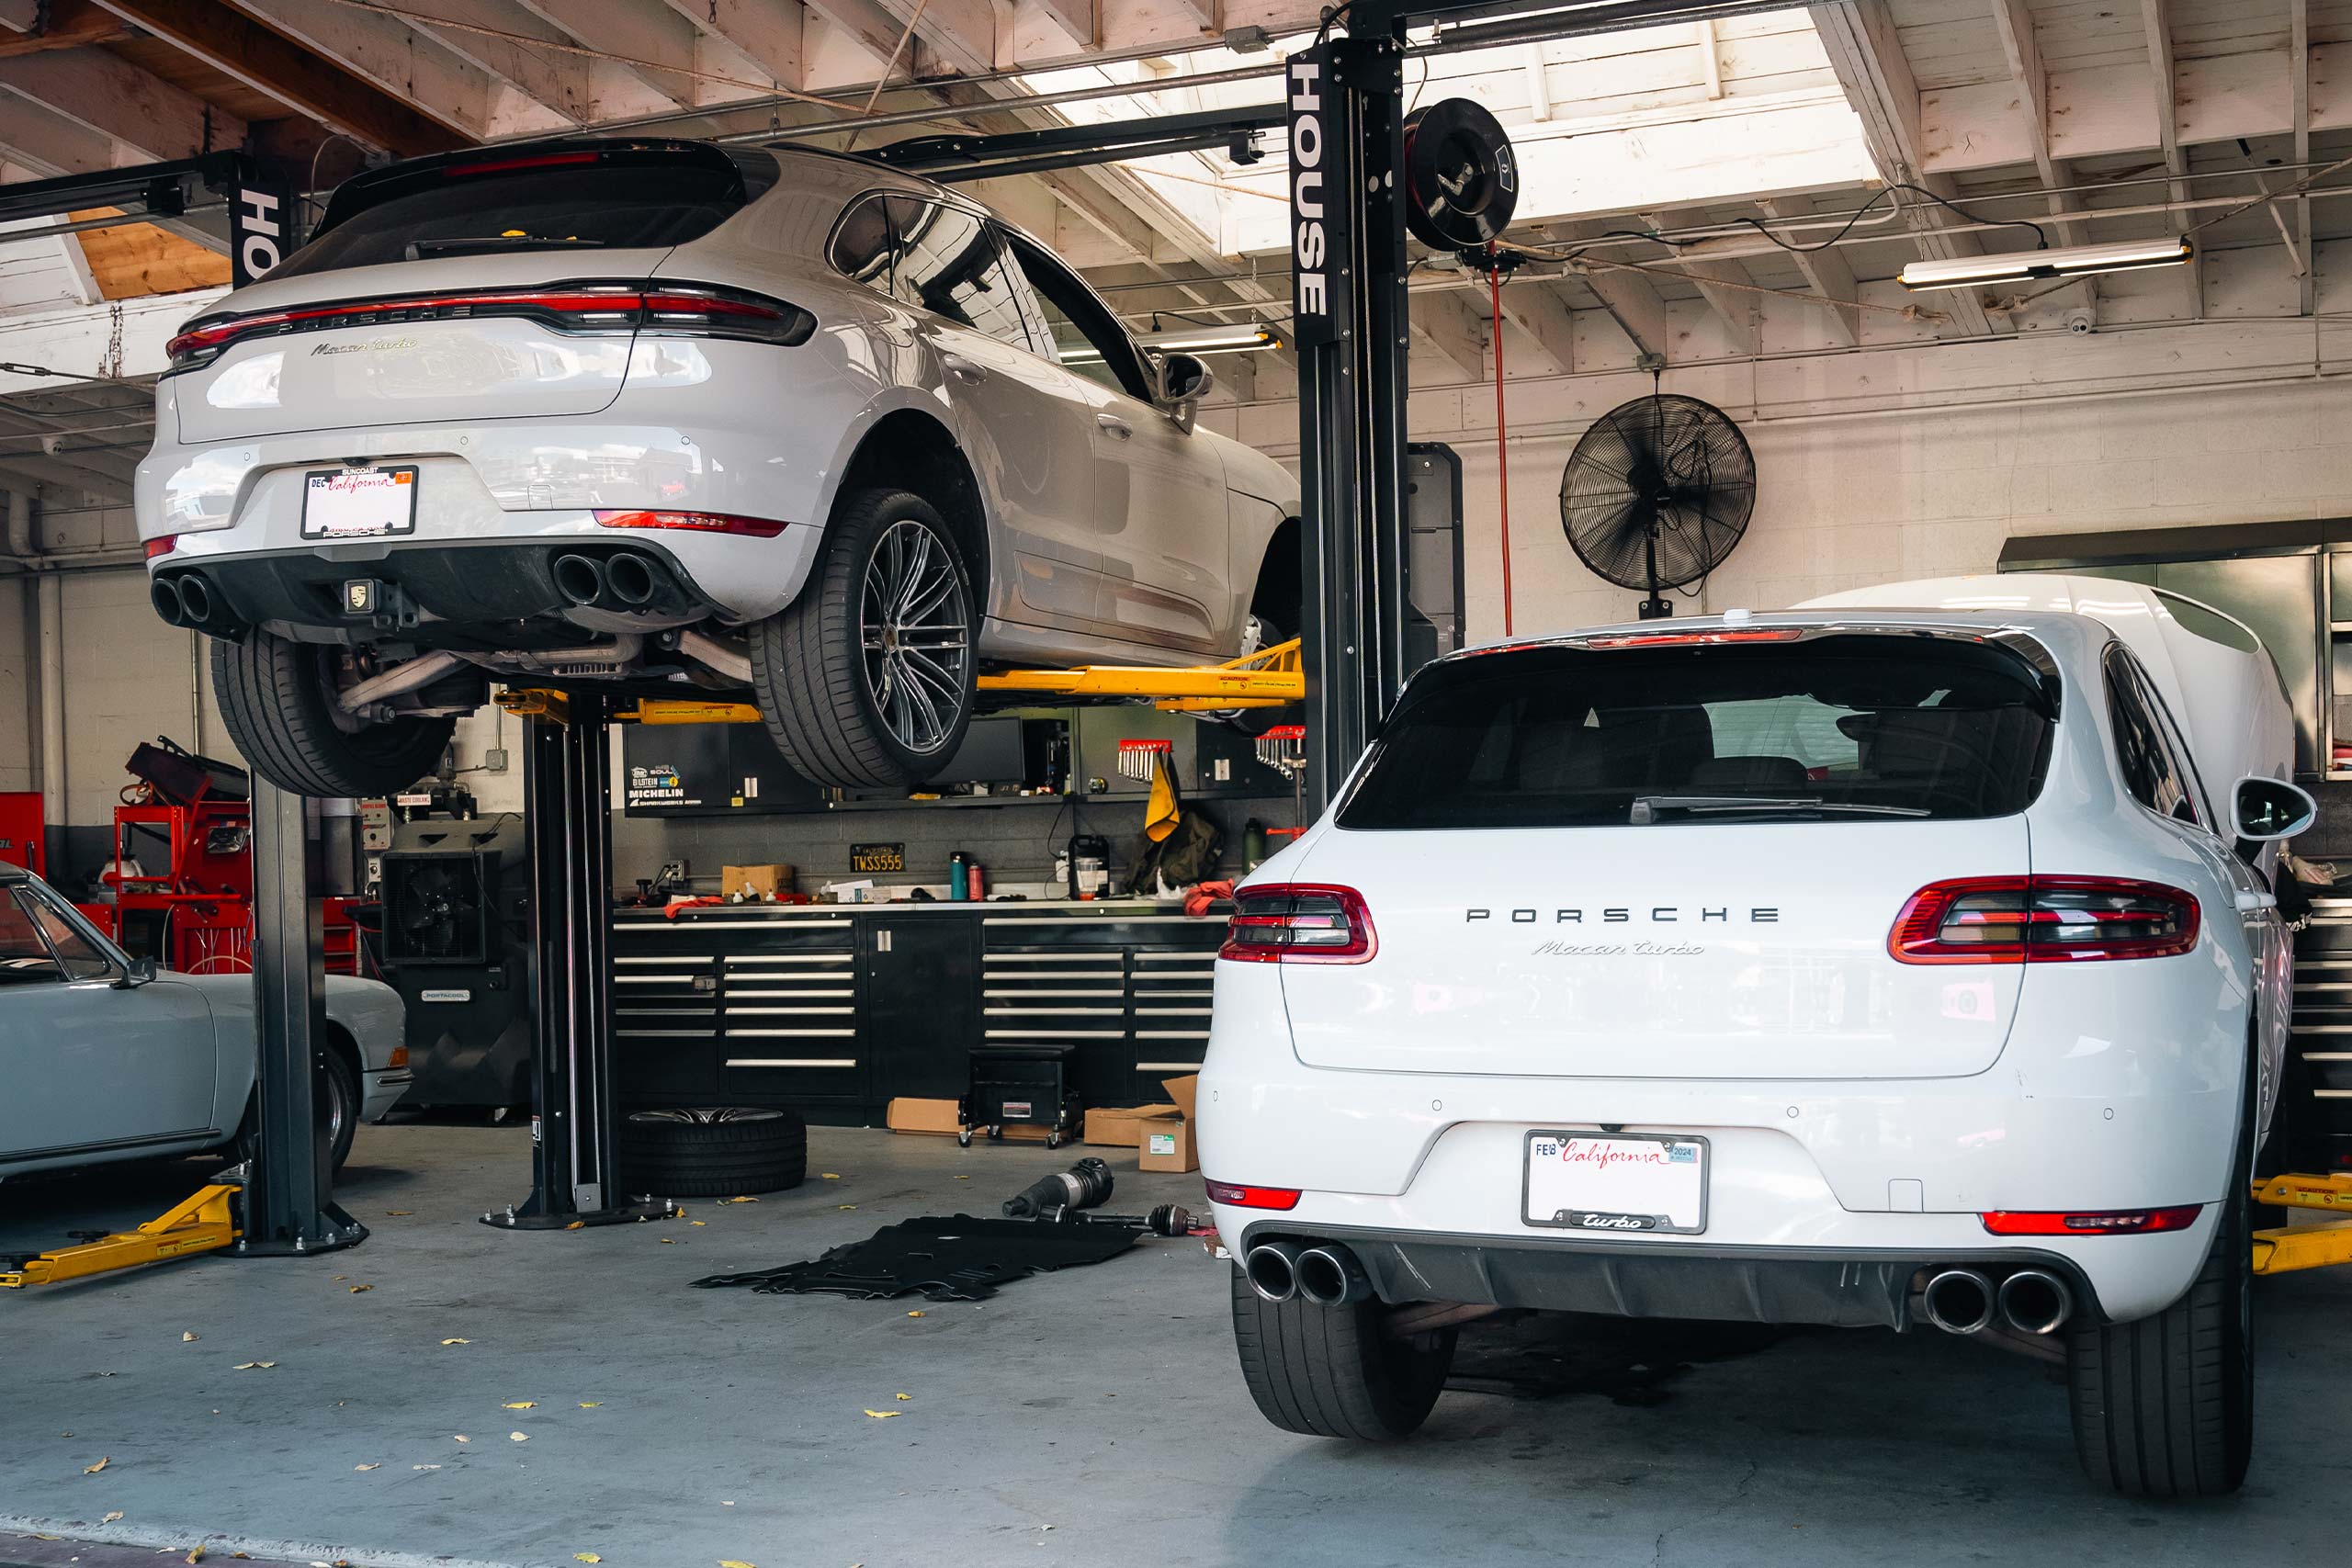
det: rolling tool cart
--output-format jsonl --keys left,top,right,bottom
{"left": 959, "top": 1045, "right": 1083, "bottom": 1148}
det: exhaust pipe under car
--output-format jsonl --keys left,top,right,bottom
{"left": 1996, "top": 1269, "right": 2074, "bottom": 1336}
{"left": 174, "top": 572, "right": 214, "bottom": 626}
{"left": 1295, "top": 1243, "right": 1374, "bottom": 1307}
{"left": 1244, "top": 1239, "right": 1306, "bottom": 1303}
{"left": 1920, "top": 1268, "right": 1996, "bottom": 1335}
{"left": 152, "top": 574, "right": 188, "bottom": 626}
{"left": 551, "top": 552, "right": 606, "bottom": 608}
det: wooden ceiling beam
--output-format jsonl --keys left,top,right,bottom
{"left": 1755, "top": 196, "right": 1859, "bottom": 346}
{"left": 0, "top": 46, "right": 244, "bottom": 161}
{"left": 2137, "top": 0, "right": 2199, "bottom": 321}
{"left": 1807, "top": 0, "right": 1996, "bottom": 338}
{"left": 0, "top": 0, "right": 130, "bottom": 58}
{"left": 90, "top": 0, "right": 469, "bottom": 156}
{"left": 658, "top": 0, "right": 806, "bottom": 94}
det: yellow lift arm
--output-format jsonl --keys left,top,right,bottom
{"left": 2251, "top": 1172, "right": 2352, "bottom": 1275}
{"left": 0, "top": 1181, "right": 242, "bottom": 1288}
{"left": 495, "top": 639, "right": 1306, "bottom": 726}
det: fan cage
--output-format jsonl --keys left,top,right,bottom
{"left": 1559, "top": 393, "right": 1757, "bottom": 606}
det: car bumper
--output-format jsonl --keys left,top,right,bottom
{"left": 1197, "top": 1048, "right": 2231, "bottom": 1325}
{"left": 364, "top": 1069, "right": 412, "bottom": 1123}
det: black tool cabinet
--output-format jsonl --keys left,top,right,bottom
{"left": 609, "top": 901, "right": 1223, "bottom": 1121}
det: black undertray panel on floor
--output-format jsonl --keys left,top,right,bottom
{"left": 691, "top": 1213, "right": 1144, "bottom": 1301}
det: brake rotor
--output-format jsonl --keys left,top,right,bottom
{"left": 1401, "top": 98, "right": 1520, "bottom": 251}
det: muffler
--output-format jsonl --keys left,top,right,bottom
{"left": 1243, "top": 1239, "right": 1306, "bottom": 1303}
{"left": 1295, "top": 1243, "right": 1374, "bottom": 1307}
{"left": 551, "top": 552, "right": 606, "bottom": 608}
{"left": 151, "top": 574, "right": 188, "bottom": 626}
{"left": 1920, "top": 1268, "right": 1996, "bottom": 1335}
{"left": 1996, "top": 1269, "right": 2074, "bottom": 1336}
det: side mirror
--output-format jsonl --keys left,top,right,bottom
{"left": 1156, "top": 351, "right": 1215, "bottom": 430}
{"left": 116, "top": 953, "right": 158, "bottom": 989}
{"left": 2231, "top": 775, "right": 2317, "bottom": 841}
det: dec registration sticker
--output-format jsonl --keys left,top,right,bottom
{"left": 301, "top": 466, "right": 418, "bottom": 539}
{"left": 1523, "top": 1131, "right": 1709, "bottom": 1235}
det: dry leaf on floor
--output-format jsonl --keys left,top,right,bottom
{"left": 689, "top": 1220, "right": 707, "bottom": 1226}
{"left": 83, "top": 1456, "right": 108, "bottom": 1473}
{"left": 413, "top": 1465, "right": 440, "bottom": 1472}
{"left": 718, "top": 1560, "right": 757, "bottom": 1567}
{"left": 355, "top": 1463, "right": 379, "bottom": 1472}
{"left": 95, "top": 1371, "right": 117, "bottom": 1377}
{"left": 509, "top": 1432, "right": 529, "bottom": 1442}
{"left": 186, "top": 1548, "right": 205, "bottom": 1564}
{"left": 862, "top": 1410, "right": 899, "bottom": 1419}
{"left": 894, "top": 1393, "right": 911, "bottom": 1401}
{"left": 906, "top": 1311, "right": 924, "bottom": 1318}
{"left": 452, "top": 1435, "right": 469, "bottom": 1443}
{"left": 820, "top": 1173, "right": 841, "bottom": 1180}
{"left": 660, "top": 1237, "right": 676, "bottom": 1245}
{"left": 837, "top": 1205, "right": 856, "bottom": 1211}
{"left": 441, "top": 1338, "right": 470, "bottom": 1346}
{"left": 232, "top": 1361, "right": 276, "bottom": 1371}
{"left": 575, "top": 1556, "right": 602, "bottom": 1563}
{"left": 102, "top": 1511, "right": 123, "bottom": 1523}
{"left": 348, "top": 1285, "right": 372, "bottom": 1293}
{"left": 181, "top": 1331, "right": 198, "bottom": 1342}
{"left": 955, "top": 1175, "right": 969, "bottom": 1180}
{"left": 724, "top": 1195, "right": 759, "bottom": 1203}
{"left": 384, "top": 1211, "right": 413, "bottom": 1217}
{"left": 578, "top": 1402, "right": 601, "bottom": 1408}
{"left": 502, "top": 1401, "right": 536, "bottom": 1409}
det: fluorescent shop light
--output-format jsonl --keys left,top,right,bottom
{"left": 1897, "top": 235, "right": 2193, "bottom": 291}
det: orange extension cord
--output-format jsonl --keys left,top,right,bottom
{"left": 1487, "top": 245, "right": 1513, "bottom": 635}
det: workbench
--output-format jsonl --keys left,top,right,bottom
{"left": 609, "top": 898, "right": 1224, "bottom": 1122}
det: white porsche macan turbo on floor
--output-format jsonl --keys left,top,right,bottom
{"left": 1198, "top": 575, "right": 2314, "bottom": 1497}
{"left": 136, "top": 137, "right": 1298, "bottom": 796}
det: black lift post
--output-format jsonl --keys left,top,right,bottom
{"left": 241, "top": 783, "right": 365, "bottom": 1258}
{"left": 485, "top": 694, "right": 670, "bottom": 1230}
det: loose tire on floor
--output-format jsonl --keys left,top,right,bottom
{"left": 2064, "top": 1058, "right": 2256, "bottom": 1496}
{"left": 750, "top": 488, "right": 976, "bottom": 789}
{"left": 1229, "top": 1263, "right": 1456, "bottom": 1440}
{"left": 619, "top": 1107, "right": 808, "bottom": 1198}
{"left": 212, "top": 630, "right": 455, "bottom": 797}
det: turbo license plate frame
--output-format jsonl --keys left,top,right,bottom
{"left": 301, "top": 465, "right": 419, "bottom": 540}
{"left": 1522, "top": 1130, "right": 1710, "bottom": 1235}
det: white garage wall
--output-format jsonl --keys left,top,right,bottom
{"left": 1208, "top": 313, "right": 2352, "bottom": 641}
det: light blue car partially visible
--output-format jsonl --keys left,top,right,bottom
{"left": 0, "top": 861, "right": 408, "bottom": 1179}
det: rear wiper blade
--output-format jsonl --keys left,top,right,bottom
{"left": 1629, "top": 795, "right": 1930, "bottom": 823}
{"left": 403, "top": 236, "right": 607, "bottom": 258}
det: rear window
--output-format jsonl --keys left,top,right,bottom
{"left": 273, "top": 148, "right": 773, "bottom": 280}
{"left": 1338, "top": 633, "right": 2058, "bottom": 831}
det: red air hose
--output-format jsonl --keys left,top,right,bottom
{"left": 1487, "top": 247, "right": 1513, "bottom": 635}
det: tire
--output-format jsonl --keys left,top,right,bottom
{"left": 618, "top": 1106, "right": 807, "bottom": 1198}
{"left": 228, "top": 1046, "right": 360, "bottom": 1176}
{"left": 212, "top": 630, "right": 455, "bottom": 797}
{"left": 750, "top": 488, "right": 976, "bottom": 789}
{"left": 1229, "top": 1263, "right": 1456, "bottom": 1440}
{"left": 2064, "top": 1060, "right": 2256, "bottom": 1497}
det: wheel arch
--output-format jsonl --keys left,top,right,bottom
{"left": 1250, "top": 514, "right": 1303, "bottom": 625}
{"left": 823, "top": 406, "right": 989, "bottom": 598}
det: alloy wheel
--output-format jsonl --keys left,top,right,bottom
{"left": 858, "top": 518, "right": 970, "bottom": 755}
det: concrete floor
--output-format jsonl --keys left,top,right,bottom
{"left": 3, "top": 1122, "right": 2348, "bottom": 1568}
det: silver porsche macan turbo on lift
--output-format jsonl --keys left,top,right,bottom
{"left": 137, "top": 138, "right": 1301, "bottom": 795}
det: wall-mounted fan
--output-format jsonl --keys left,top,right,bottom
{"left": 1559, "top": 394, "right": 1756, "bottom": 618}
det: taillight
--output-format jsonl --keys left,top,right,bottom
{"left": 1204, "top": 1180, "right": 1301, "bottom": 1211}
{"left": 592, "top": 509, "right": 786, "bottom": 538}
{"left": 163, "top": 282, "right": 813, "bottom": 372}
{"left": 1219, "top": 883, "right": 1376, "bottom": 964}
{"left": 144, "top": 536, "right": 177, "bottom": 558}
{"left": 1888, "top": 875, "right": 2198, "bottom": 964}
{"left": 1980, "top": 1205, "right": 2202, "bottom": 1235}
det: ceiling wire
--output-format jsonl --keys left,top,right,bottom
{"left": 842, "top": 0, "right": 933, "bottom": 153}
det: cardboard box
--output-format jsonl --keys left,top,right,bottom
{"left": 1138, "top": 1116, "right": 1198, "bottom": 1172}
{"left": 722, "top": 863, "right": 795, "bottom": 899}
{"left": 1161, "top": 1074, "right": 1199, "bottom": 1119}
{"left": 1083, "top": 1103, "right": 1180, "bottom": 1147}
{"left": 885, "top": 1097, "right": 1055, "bottom": 1141}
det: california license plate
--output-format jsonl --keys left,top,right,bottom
{"left": 1523, "top": 1131, "right": 1709, "bottom": 1235}
{"left": 301, "top": 466, "right": 418, "bottom": 539}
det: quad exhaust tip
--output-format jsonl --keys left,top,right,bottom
{"left": 1921, "top": 1266, "right": 2075, "bottom": 1336}
{"left": 1996, "top": 1269, "right": 2074, "bottom": 1336}
{"left": 552, "top": 552, "right": 606, "bottom": 608}
{"left": 1244, "top": 1239, "right": 1305, "bottom": 1303}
